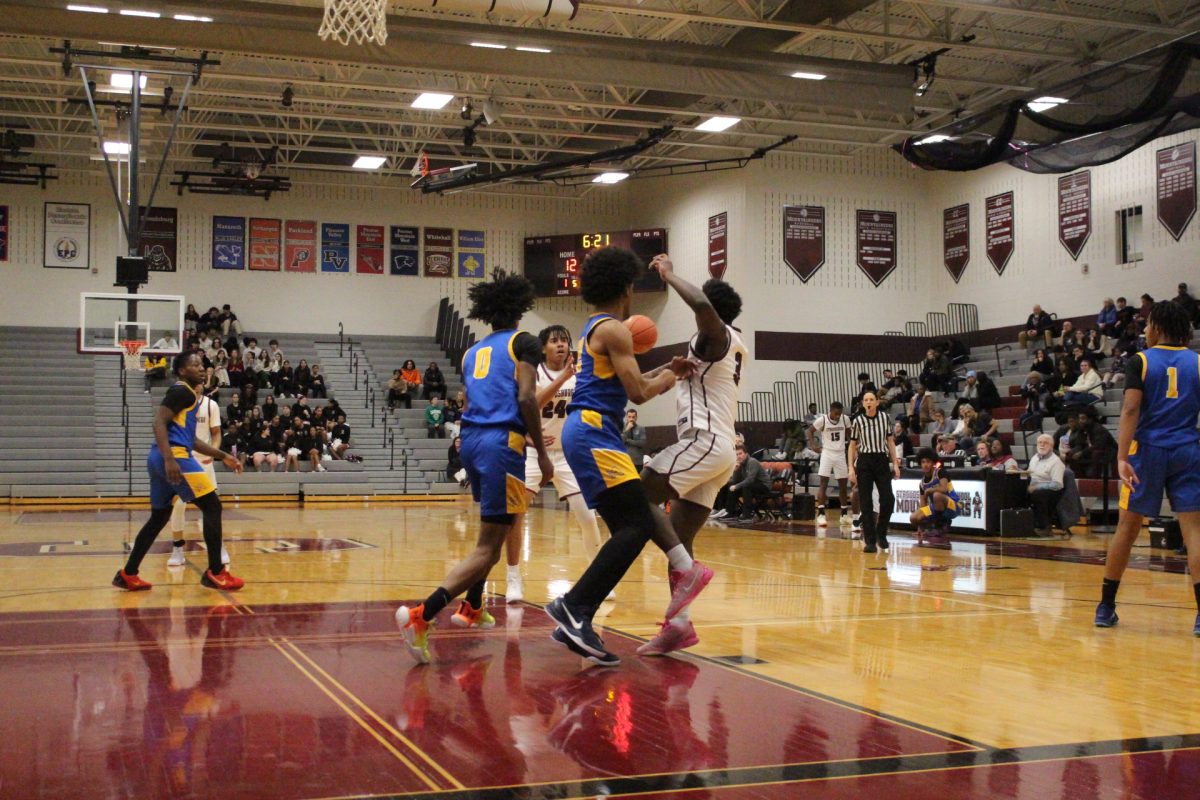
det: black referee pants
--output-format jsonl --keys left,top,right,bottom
{"left": 855, "top": 453, "right": 895, "bottom": 547}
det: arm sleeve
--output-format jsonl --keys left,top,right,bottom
{"left": 161, "top": 384, "right": 194, "bottom": 415}
{"left": 1124, "top": 353, "right": 1145, "bottom": 392}
{"left": 512, "top": 332, "right": 542, "bottom": 366}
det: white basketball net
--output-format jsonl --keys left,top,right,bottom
{"left": 320, "top": 0, "right": 389, "bottom": 46}
{"left": 120, "top": 340, "right": 147, "bottom": 372}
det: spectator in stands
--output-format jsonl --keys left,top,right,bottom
{"left": 255, "top": 351, "right": 271, "bottom": 388}
{"left": 423, "top": 362, "right": 447, "bottom": 401}
{"left": 243, "top": 337, "right": 261, "bottom": 365}
{"left": 245, "top": 405, "right": 263, "bottom": 436}
{"left": 989, "top": 439, "right": 1020, "bottom": 473}
{"left": 387, "top": 369, "right": 411, "bottom": 410}
{"left": 227, "top": 348, "right": 246, "bottom": 389}
{"left": 1101, "top": 347, "right": 1129, "bottom": 390}
{"left": 956, "top": 370, "right": 980, "bottom": 412}
{"left": 1081, "top": 329, "right": 1105, "bottom": 360}
{"left": 309, "top": 364, "right": 327, "bottom": 399}
{"left": 400, "top": 360, "right": 422, "bottom": 398}
{"left": 946, "top": 338, "right": 970, "bottom": 366}
{"left": 1116, "top": 319, "right": 1143, "bottom": 356}
{"left": 851, "top": 372, "right": 877, "bottom": 414}
{"left": 261, "top": 394, "right": 278, "bottom": 422}
{"left": 1018, "top": 304, "right": 1055, "bottom": 353}
{"left": 1068, "top": 405, "right": 1117, "bottom": 479}
{"left": 973, "top": 440, "right": 991, "bottom": 467}
{"left": 203, "top": 367, "right": 221, "bottom": 400}
{"left": 444, "top": 389, "right": 464, "bottom": 437}
{"left": 312, "top": 406, "right": 326, "bottom": 429}
{"left": 330, "top": 414, "right": 351, "bottom": 460}
{"left": 326, "top": 397, "right": 344, "bottom": 422}
{"left": 1114, "top": 296, "right": 1136, "bottom": 328}
{"left": 803, "top": 403, "right": 819, "bottom": 427}
{"left": 909, "top": 384, "right": 937, "bottom": 432}
{"left": 198, "top": 306, "right": 221, "bottom": 332}
{"left": 975, "top": 370, "right": 1002, "bottom": 411}
{"left": 425, "top": 395, "right": 446, "bottom": 438}
{"left": 219, "top": 304, "right": 243, "bottom": 337}
{"left": 225, "top": 393, "right": 245, "bottom": 428}
{"left": 1056, "top": 320, "right": 1078, "bottom": 352}
{"left": 249, "top": 427, "right": 279, "bottom": 472}
{"left": 1031, "top": 348, "right": 1055, "bottom": 377}
{"left": 1061, "top": 359, "right": 1103, "bottom": 406}
{"left": 275, "top": 359, "right": 295, "bottom": 397}
{"left": 291, "top": 395, "right": 312, "bottom": 422}
{"left": 1174, "top": 281, "right": 1199, "bottom": 324}
{"left": 722, "top": 444, "right": 771, "bottom": 522}
{"left": 622, "top": 409, "right": 647, "bottom": 469}
{"left": 184, "top": 303, "right": 199, "bottom": 331}
{"left": 929, "top": 407, "right": 961, "bottom": 439}
{"left": 1019, "top": 372, "right": 1050, "bottom": 431}
{"left": 1054, "top": 411, "right": 1085, "bottom": 460}
{"left": 1026, "top": 434, "right": 1066, "bottom": 536}
{"left": 1097, "top": 298, "right": 1119, "bottom": 341}
{"left": 957, "top": 406, "right": 997, "bottom": 450}
{"left": 937, "top": 436, "right": 961, "bottom": 458}
{"left": 212, "top": 355, "right": 230, "bottom": 389}
{"left": 777, "top": 418, "right": 807, "bottom": 460}
{"left": 143, "top": 352, "right": 168, "bottom": 393}
{"left": 294, "top": 359, "right": 312, "bottom": 398}
{"left": 919, "top": 348, "right": 954, "bottom": 394}
{"left": 447, "top": 436, "right": 466, "bottom": 485}
{"left": 267, "top": 338, "right": 285, "bottom": 365}
{"left": 1046, "top": 358, "right": 1078, "bottom": 399}
{"left": 893, "top": 419, "right": 914, "bottom": 460}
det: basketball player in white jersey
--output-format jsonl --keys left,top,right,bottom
{"left": 638, "top": 253, "right": 746, "bottom": 655}
{"left": 505, "top": 325, "right": 605, "bottom": 603}
{"left": 168, "top": 390, "right": 230, "bottom": 567}
{"left": 813, "top": 401, "right": 852, "bottom": 528}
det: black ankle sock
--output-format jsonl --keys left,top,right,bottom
{"left": 423, "top": 587, "right": 452, "bottom": 621}
{"left": 172, "top": 539, "right": 185, "bottom": 548}
{"left": 1193, "top": 582, "right": 1200, "bottom": 612}
{"left": 465, "top": 580, "right": 485, "bottom": 609}
{"left": 1102, "top": 578, "right": 1120, "bottom": 606}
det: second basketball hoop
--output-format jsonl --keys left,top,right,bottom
{"left": 319, "top": 0, "right": 389, "bottom": 46}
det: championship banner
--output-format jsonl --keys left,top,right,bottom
{"left": 708, "top": 212, "right": 727, "bottom": 279}
{"left": 390, "top": 225, "right": 419, "bottom": 275}
{"left": 423, "top": 227, "right": 453, "bottom": 277}
{"left": 855, "top": 209, "right": 897, "bottom": 286}
{"left": 248, "top": 218, "right": 281, "bottom": 271}
{"left": 782, "top": 205, "right": 824, "bottom": 282}
{"left": 1058, "top": 171, "right": 1091, "bottom": 260}
{"left": 0, "top": 205, "right": 8, "bottom": 262}
{"left": 1157, "top": 141, "right": 1196, "bottom": 241}
{"left": 44, "top": 202, "right": 90, "bottom": 269}
{"left": 356, "top": 224, "right": 386, "bottom": 274}
{"left": 321, "top": 223, "right": 351, "bottom": 273}
{"left": 457, "top": 229, "right": 485, "bottom": 278}
{"left": 211, "top": 216, "right": 245, "bottom": 270}
{"left": 985, "top": 191, "right": 1015, "bottom": 275}
{"left": 284, "top": 220, "right": 317, "bottom": 272}
{"left": 137, "top": 206, "right": 177, "bottom": 272}
{"left": 943, "top": 204, "right": 969, "bottom": 283}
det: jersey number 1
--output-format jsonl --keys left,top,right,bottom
{"left": 1166, "top": 366, "right": 1178, "bottom": 398}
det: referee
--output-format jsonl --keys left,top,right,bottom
{"left": 848, "top": 390, "right": 901, "bottom": 553}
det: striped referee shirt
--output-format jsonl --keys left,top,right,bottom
{"left": 849, "top": 410, "right": 892, "bottom": 454}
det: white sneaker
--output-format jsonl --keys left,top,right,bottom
{"left": 816, "top": 513, "right": 828, "bottom": 527}
{"left": 316, "top": 465, "right": 327, "bottom": 472}
{"left": 709, "top": 509, "right": 728, "bottom": 519}
{"left": 221, "top": 545, "right": 230, "bottom": 565}
{"left": 839, "top": 514, "right": 852, "bottom": 527}
{"left": 167, "top": 545, "right": 186, "bottom": 567}
{"left": 852, "top": 516, "right": 864, "bottom": 533}
{"left": 506, "top": 570, "right": 523, "bottom": 604}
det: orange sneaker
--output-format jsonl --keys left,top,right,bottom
{"left": 396, "top": 604, "right": 433, "bottom": 664}
{"left": 201, "top": 568, "right": 245, "bottom": 591}
{"left": 451, "top": 600, "right": 496, "bottom": 629}
{"left": 112, "top": 569, "right": 152, "bottom": 591}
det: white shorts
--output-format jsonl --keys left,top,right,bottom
{"left": 818, "top": 450, "right": 849, "bottom": 480}
{"left": 645, "top": 431, "right": 736, "bottom": 510}
{"left": 524, "top": 449, "right": 581, "bottom": 500}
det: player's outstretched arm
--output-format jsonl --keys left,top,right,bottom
{"left": 649, "top": 254, "right": 728, "bottom": 361}
{"left": 535, "top": 359, "right": 574, "bottom": 407}
{"left": 595, "top": 321, "right": 675, "bottom": 404}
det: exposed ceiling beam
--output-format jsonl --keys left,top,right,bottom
{"left": 901, "top": 0, "right": 1178, "bottom": 35}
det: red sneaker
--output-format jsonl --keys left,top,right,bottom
{"left": 112, "top": 569, "right": 152, "bottom": 591}
{"left": 201, "top": 568, "right": 245, "bottom": 591}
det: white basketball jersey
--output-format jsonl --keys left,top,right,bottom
{"left": 195, "top": 396, "right": 219, "bottom": 447}
{"left": 675, "top": 325, "right": 747, "bottom": 441}
{"left": 537, "top": 364, "right": 574, "bottom": 450}
{"left": 813, "top": 413, "right": 849, "bottom": 452}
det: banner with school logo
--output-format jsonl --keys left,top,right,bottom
{"left": 457, "top": 229, "right": 485, "bottom": 278}
{"left": 44, "top": 202, "right": 90, "bottom": 269}
{"left": 390, "top": 225, "right": 419, "bottom": 276}
{"left": 0, "top": 205, "right": 8, "bottom": 262}
{"left": 137, "top": 207, "right": 177, "bottom": 272}
{"left": 423, "top": 227, "right": 453, "bottom": 277}
{"left": 321, "top": 223, "right": 351, "bottom": 273}
{"left": 248, "top": 218, "right": 281, "bottom": 271}
{"left": 211, "top": 216, "right": 245, "bottom": 269}
{"left": 356, "top": 225, "right": 386, "bottom": 274}
{"left": 285, "top": 220, "right": 317, "bottom": 272}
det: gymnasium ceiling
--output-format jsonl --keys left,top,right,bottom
{"left": 0, "top": 0, "right": 1197, "bottom": 191}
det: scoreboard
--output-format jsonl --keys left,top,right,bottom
{"left": 524, "top": 228, "right": 668, "bottom": 298}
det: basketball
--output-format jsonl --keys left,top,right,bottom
{"left": 624, "top": 314, "right": 658, "bottom": 354}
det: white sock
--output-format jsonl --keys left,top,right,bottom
{"left": 507, "top": 564, "right": 520, "bottom": 578}
{"left": 666, "top": 544, "right": 693, "bottom": 573}
{"left": 567, "top": 494, "right": 603, "bottom": 560}
{"left": 170, "top": 498, "right": 186, "bottom": 536}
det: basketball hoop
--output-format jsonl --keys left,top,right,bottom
{"left": 120, "top": 339, "right": 147, "bottom": 372}
{"left": 319, "top": 0, "right": 388, "bottom": 46}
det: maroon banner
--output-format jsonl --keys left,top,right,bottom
{"left": 1157, "top": 141, "right": 1196, "bottom": 241}
{"left": 943, "top": 204, "right": 969, "bottom": 283}
{"left": 423, "top": 227, "right": 453, "bottom": 277}
{"left": 707, "top": 212, "right": 727, "bottom": 279}
{"left": 985, "top": 191, "right": 1014, "bottom": 275}
{"left": 284, "top": 220, "right": 317, "bottom": 272}
{"left": 1058, "top": 171, "right": 1091, "bottom": 260}
{"left": 356, "top": 224, "right": 385, "bottom": 274}
{"left": 782, "top": 205, "right": 824, "bottom": 283}
{"left": 248, "top": 217, "right": 281, "bottom": 271}
{"left": 855, "top": 209, "right": 897, "bottom": 287}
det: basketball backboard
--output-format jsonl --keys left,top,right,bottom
{"left": 79, "top": 292, "right": 185, "bottom": 354}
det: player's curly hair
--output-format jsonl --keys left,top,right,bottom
{"left": 172, "top": 349, "right": 201, "bottom": 375}
{"left": 580, "top": 247, "right": 641, "bottom": 306}
{"left": 702, "top": 279, "right": 742, "bottom": 325}
{"left": 467, "top": 268, "right": 537, "bottom": 330}
{"left": 916, "top": 447, "right": 937, "bottom": 463}
{"left": 538, "top": 325, "right": 572, "bottom": 348}
{"left": 1147, "top": 299, "right": 1192, "bottom": 344}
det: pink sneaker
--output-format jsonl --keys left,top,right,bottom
{"left": 665, "top": 561, "right": 713, "bottom": 621}
{"left": 637, "top": 618, "right": 699, "bottom": 656}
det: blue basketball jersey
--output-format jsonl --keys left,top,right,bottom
{"left": 1133, "top": 346, "right": 1200, "bottom": 448}
{"left": 462, "top": 330, "right": 525, "bottom": 431}
{"left": 567, "top": 314, "right": 627, "bottom": 418}
{"left": 162, "top": 382, "right": 201, "bottom": 452}
{"left": 921, "top": 466, "right": 959, "bottom": 507}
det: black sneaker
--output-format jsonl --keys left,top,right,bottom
{"left": 546, "top": 597, "right": 613, "bottom": 661}
{"left": 551, "top": 627, "right": 620, "bottom": 667}
{"left": 863, "top": 544, "right": 878, "bottom": 554}
{"left": 879, "top": 537, "right": 890, "bottom": 551}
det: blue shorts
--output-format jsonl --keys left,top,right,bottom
{"left": 562, "top": 409, "right": 640, "bottom": 509}
{"left": 1120, "top": 440, "right": 1200, "bottom": 516}
{"left": 461, "top": 426, "right": 528, "bottom": 518}
{"left": 148, "top": 446, "right": 216, "bottom": 509}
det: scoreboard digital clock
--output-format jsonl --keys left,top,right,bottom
{"left": 523, "top": 228, "right": 668, "bottom": 298}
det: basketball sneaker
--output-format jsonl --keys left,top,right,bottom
{"left": 201, "top": 568, "right": 245, "bottom": 591}
{"left": 708, "top": 509, "right": 727, "bottom": 519}
{"left": 665, "top": 561, "right": 714, "bottom": 621}
{"left": 396, "top": 604, "right": 433, "bottom": 664}
{"left": 1094, "top": 602, "right": 1119, "bottom": 628}
{"left": 112, "top": 569, "right": 152, "bottom": 591}
{"left": 852, "top": 515, "right": 863, "bottom": 532}
{"left": 816, "top": 512, "right": 828, "bottom": 527}
{"left": 167, "top": 546, "right": 187, "bottom": 567}
{"left": 546, "top": 597, "right": 613, "bottom": 661}
{"left": 839, "top": 514, "right": 852, "bottom": 528}
{"left": 636, "top": 617, "right": 699, "bottom": 656}
{"left": 451, "top": 600, "right": 496, "bottom": 629}
{"left": 551, "top": 627, "right": 620, "bottom": 667}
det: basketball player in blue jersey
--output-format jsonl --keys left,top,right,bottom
{"left": 545, "top": 246, "right": 710, "bottom": 667}
{"left": 1096, "top": 301, "right": 1200, "bottom": 633}
{"left": 113, "top": 350, "right": 245, "bottom": 592}
{"left": 397, "top": 270, "right": 553, "bottom": 664}
{"left": 908, "top": 447, "right": 959, "bottom": 546}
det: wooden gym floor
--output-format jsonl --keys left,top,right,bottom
{"left": 1, "top": 500, "right": 1198, "bottom": 799}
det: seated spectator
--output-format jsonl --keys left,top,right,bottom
{"left": 720, "top": 444, "right": 771, "bottom": 522}
{"left": 1018, "top": 304, "right": 1054, "bottom": 352}
{"left": 1018, "top": 372, "right": 1050, "bottom": 431}
{"left": 261, "top": 394, "right": 279, "bottom": 422}
{"left": 444, "top": 389, "right": 464, "bottom": 437}
{"left": 309, "top": 364, "right": 328, "bottom": 399}
{"left": 1056, "top": 320, "right": 1078, "bottom": 352}
{"left": 198, "top": 305, "right": 221, "bottom": 333}
{"left": 957, "top": 406, "right": 997, "bottom": 450}
{"left": 988, "top": 439, "right": 1020, "bottom": 473}
{"left": 249, "top": 427, "right": 279, "bottom": 472}
{"left": 150, "top": 332, "right": 178, "bottom": 351}
{"left": 400, "top": 360, "right": 422, "bottom": 398}
{"left": 1046, "top": 358, "right": 1078, "bottom": 398}
{"left": 893, "top": 419, "right": 914, "bottom": 460}
{"left": 243, "top": 337, "right": 261, "bottom": 366}
{"left": 447, "top": 436, "right": 466, "bottom": 485}
{"left": 212, "top": 357, "right": 230, "bottom": 388}
{"left": 256, "top": 350, "right": 273, "bottom": 388}
{"left": 226, "top": 348, "right": 245, "bottom": 389}
{"left": 425, "top": 396, "right": 446, "bottom": 438}
{"left": 909, "top": 384, "right": 937, "bottom": 432}
{"left": 851, "top": 372, "right": 877, "bottom": 414}
{"left": 777, "top": 418, "right": 808, "bottom": 460}
{"left": 1101, "top": 347, "right": 1129, "bottom": 390}
{"left": 267, "top": 339, "right": 285, "bottom": 367}
{"left": 1067, "top": 405, "right": 1117, "bottom": 479}
{"left": 203, "top": 367, "right": 221, "bottom": 400}
{"left": 184, "top": 303, "right": 200, "bottom": 332}
{"left": 312, "top": 406, "right": 326, "bottom": 428}
{"left": 946, "top": 338, "right": 970, "bottom": 366}
{"left": 1174, "top": 281, "right": 1199, "bottom": 324}
{"left": 1060, "top": 359, "right": 1103, "bottom": 406}
{"left": 957, "top": 370, "right": 981, "bottom": 410}
{"left": 387, "top": 369, "right": 412, "bottom": 410}
{"left": 1114, "top": 296, "right": 1136, "bottom": 329}
{"left": 222, "top": 421, "right": 247, "bottom": 468}
{"left": 623, "top": 409, "right": 647, "bottom": 468}
{"left": 1069, "top": 345, "right": 1097, "bottom": 372}
{"left": 975, "top": 370, "right": 1001, "bottom": 411}
{"left": 1081, "top": 329, "right": 1105, "bottom": 360}
{"left": 937, "top": 436, "right": 962, "bottom": 458}
{"left": 294, "top": 359, "right": 312, "bottom": 397}
{"left": 1054, "top": 411, "right": 1085, "bottom": 460}
{"left": 919, "top": 348, "right": 954, "bottom": 394}
{"left": 802, "top": 403, "right": 819, "bottom": 427}
{"left": 973, "top": 439, "right": 992, "bottom": 467}
{"left": 219, "top": 304, "right": 243, "bottom": 337}
{"left": 291, "top": 395, "right": 313, "bottom": 422}
{"left": 1026, "top": 434, "right": 1066, "bottom": 536}
{"left": 423, "top": 362, "right": 447, "bottom": 400}
{"left": 1031, "top": 348, "right": 1055, "bottom": 377}
{"left": 330, "top": 414, "right": 351, "bottom": 460}
{"left": 226, "top": 393, "right": 245, "bottom": 427}
{"left": 1096, "top": 298, "right": 1119, "bottom": 341}
{"left": 1116, "top": 319, "right": 1143, "bottom": 356}
{"left": 275, "top": 359, "right": 295, "bottom": 397}
{"left": 1137, "top": 293, "right": 1154, "bottom": 327}
{"left": 929, "top": 407, "right": 962, "bottom": 439}
{"left": 244, "top": 405, "right": 264, "bottom": 437}
{"left": 326, "top": 397, "right": 344, "bottom": 421}
{"left": 142, "top": 352, "right": 168, "bottom": 393}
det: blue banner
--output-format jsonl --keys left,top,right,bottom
{"left": 390, "top": 225, "right": 419, "bottom": 276}
{"left": 211, "top": 215, "right": 245, "bottom": 269}
{"left": 458, "top": 229, "right": 485, "bottom": 250}
{"left": 457, "top": 251, "right": 484, "bottom": 278}
{"left": 321, "top": 223, "right": 350, "bottom": 273}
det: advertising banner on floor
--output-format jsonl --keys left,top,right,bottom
{"left": 211, "top": 216, "right": 246, "bottom": 269}
{"left": 891, "top": 478, "right": 987, "bottom": 531}
{"left": 356, "top": 224, "right": 386, "bottom": 274}
{"left": 423, "top": 227, "right": 453, "bottom": 277}
{"left": 321, "top": 223, "right": 351, "bottom": 273}
{"left": 985, "top": 191, "right": 1015, "bottom": 275}
{"left": 44, "top": 202, "right": 89, "bottom": 269}
{"left": 1058, "top": 171, "right": 1091, "bottom": 260}
{"left": 285, "top": 220, "right": 318, "bottom": 272}
{"left": 138, "top": 206, "right": 177, "bottom": 272}
{"left": 708, "top": 212, "right": 728, "bottom": 279}
{"left": 855, "top": 209, "right": 897, "bottom": 286}
{"left": 943, "top": 204, "right": 969, "bottom": 283}
{"left": 1157, "top": 141, "right": 1196, "bottom": 241}
{"left": 782, "top": 205, "right": 823, "bottom": 282}
{"left": 457, "top": 229, "right": 485, "bottom": 278}
{"left": 390, "top": 225, "right": 419, "bottom": 276}
{"left": 248, "top": 218, "right": 281, "bottom": 271}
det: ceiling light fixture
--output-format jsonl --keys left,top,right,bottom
{"left": 695, "top": 116, "right": 740, "bottom": 133}
{"left": 102, "top": 140, "right": 131, "bottom": 155}
{"left": 173, "top": 13, "right": 212, "bottom": 22}
{"left": 1027, "top": 96, "right": 1068, "bottom": 113}
{"left": 110, "top": 72, "right": 148, "bottom": 90}
{"left": 66, "top": 4, "right": 108, "bottom": 12}
{"left": 791, "top": 71, "right": 826, "bottom": 80}
{"left": 119, "top": 9, "right": 161, "bottom": 17}
{"left": 412, "top": 92, "right": 454, "bottom": 109}
{"left": 593, "top": 172, "right": 629, "bottom": 184}
{"left": 353, "top": 155, "right": 387, "bottom": 170}
{"left": 470, "top": 42, "right": 507, "bottom": 49}
{"left": 516, "top": 46, "right": 551, "bottom": 53}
